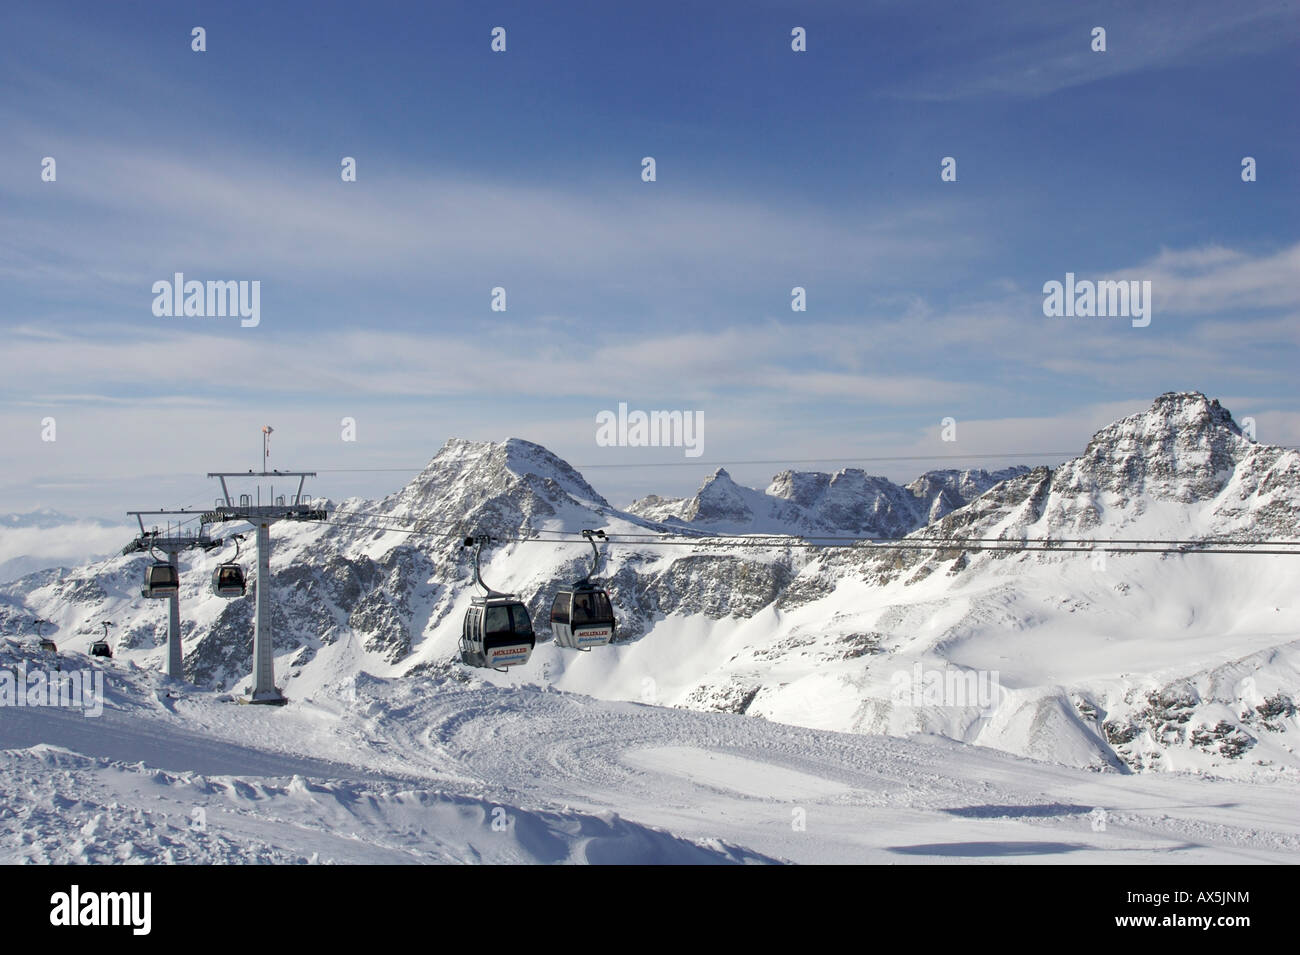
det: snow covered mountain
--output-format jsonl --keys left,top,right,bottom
{"left": 3, "top": 392, "right": 1297, "bottom": 782}
{"left": 1, "top": 508, "right": 88, "bottom": 530}
{"left": 702, "top": 393, "right": 1300, "bottom": 774}
{"left": 628, "top": 464, "right": 1028, "bottom": 535}
{"left": 904, "top": 467, "right": 1032, "bottom": 524}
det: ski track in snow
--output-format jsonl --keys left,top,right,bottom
{"left": 3, "top": 654, "right": 1297, "bottom": 864}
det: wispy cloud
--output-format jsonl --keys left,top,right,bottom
{"left": 3, "top": 239, "right": 1297, "bottom": 408}
{"left": 882, "top": 1, "right": 1300, "bottom": 101}
{"left": 0, "top": 135, "right": 971, "bottom": 312}
{"left": 0, "top": 521, "right": 134, "bottom": 583}
{"left": 1139, "top": 244, "right": 1300, "bottom": 314}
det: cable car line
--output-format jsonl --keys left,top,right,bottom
{"left": 315, "top": 504, "right": 1300, "bottom": 550}
{"left": 294, "top": 515, "right": 1300, "bottom": 556}
{"left": 307, "top": 451, "right": 1082, "bottom": 474}
{"left": 531, "top": 529, "right": 1300, "bottom": 547}
{"left": 310, "top": 446, "right": 1300, "bottom": 474}
{"left": 301, "top": 509, "right": 1300, "bottom": 550}
{"left": 111, "top": 446, "right": 1300, "bottom": 688}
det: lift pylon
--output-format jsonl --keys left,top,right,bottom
{"left": 204, "top": 456, "right": 327, "bottom": 705}
{"left": 122, "top": 510, "right": 220, "bottom": 680}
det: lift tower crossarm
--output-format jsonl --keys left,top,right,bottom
{"left": 122, "top": 510, "right": 221, "bottom": 554}
{"left": 204, "top": 473, "right": 322, "bottom": 524}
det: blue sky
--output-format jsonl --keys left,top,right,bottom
{"left": 1, "top": 0, "right": 1298, "bottom": 520}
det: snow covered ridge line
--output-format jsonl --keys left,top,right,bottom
{"left": 49, "top": 885, "right": 150, "bottom": 936}
{"left": 1, "top": 663, "right": 103, "bottom": 717}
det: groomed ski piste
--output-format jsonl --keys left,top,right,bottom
{"left": 3, "top": 639, "right": 1298, "bottom": 864}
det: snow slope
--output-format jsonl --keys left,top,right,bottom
{"left": 662, "top": 395, "right": 1300, "bottom": 776}
{"left": 3, "top": 639, "right": 1297, "bottom": 864}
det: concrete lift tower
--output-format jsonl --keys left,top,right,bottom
{"left": 121, "top": 511, "right": 220, "bottom": 680}
{"left": 204, "top": 429, "right": 327, "bottom": 704}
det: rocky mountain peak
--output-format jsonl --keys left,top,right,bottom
{"left": 337, "top": 437, "right": 613, "bottom": 552}
{"left": 765, "top": 469, "right": 831, "bottom": 503}
{"left": 906, "top": 467, "right": 1032, "bottom": 523}
{"left": 1067, "top": 391, "right": 1252, "bottom": 504}
{"left": 421, "top": 438, "right": 606, "bottom": 503}
{"left": 687, "top": 467, "right": 753, "bottom": 522}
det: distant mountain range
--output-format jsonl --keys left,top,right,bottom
{"left": 0, "top": 510, "right": 126, "bottom": 583}
{"left": 628, "top": 465, "right": 1029, "bottom": 535}
{"left": 0, "top": 508, "right": 113, "bottom": 530}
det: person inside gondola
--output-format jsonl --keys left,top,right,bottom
{"left": 572, "top": 593, "right": 593, "bottom": 625}
{"left": 484, "top": 605, "right": 513, "bottom": 637}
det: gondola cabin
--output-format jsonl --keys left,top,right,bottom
{"left": 141, "top": 562, "right": 179, "bottom": 599}
{"left": 461, "top": 596, "right": 535, "bottom": 670}
{"left": 39, "top": 638, "right": 57, "bottom": 653}
{"left": 212, "top": 563, "right": 247, "bottom": 598}
{"left": 550, "top": 586, "right": 615, "bottom": 650}
{"left": 90, "top": 640, "right": 113, "bottom": 659}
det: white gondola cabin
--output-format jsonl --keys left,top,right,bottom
{"left": 550, "top": 586, "right": 615, "bottom": 649}
{"left": 212, "top": 563, "right": 247, "bottom": 598}
{"left": 461, "top": 595, "right": 535, "bottom": 670}
{"left": 549, "top": 529, "right": 616, "bottom": 651}
{"left": 211, "top": 533, "right": 247, "bottom": 598}
{"left": 142, "top": 562, "right": 179, "bottom": 598}
{"left": 458, "top": 535, "right": 535, "bottom": 671}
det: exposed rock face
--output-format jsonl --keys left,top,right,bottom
{"left": 185, "top": 599, "right": 256, "bottom": 688}
{"left": 637, "top": 554, "right": 796, "bottom": 620}
{"left": 346, "top": 548, "right": 436, "bottom": 663}
{"left": 673, "top": 392, "right": 1300, "bottom": 777}
{"left": 764, "top": 468, "right": 921, "bottom": 537}
{"left": 624, "top": 494, "right": 691, "bottom": 525}
{"left": 905, "top": 467, "right": 1031, "bottom": 523}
